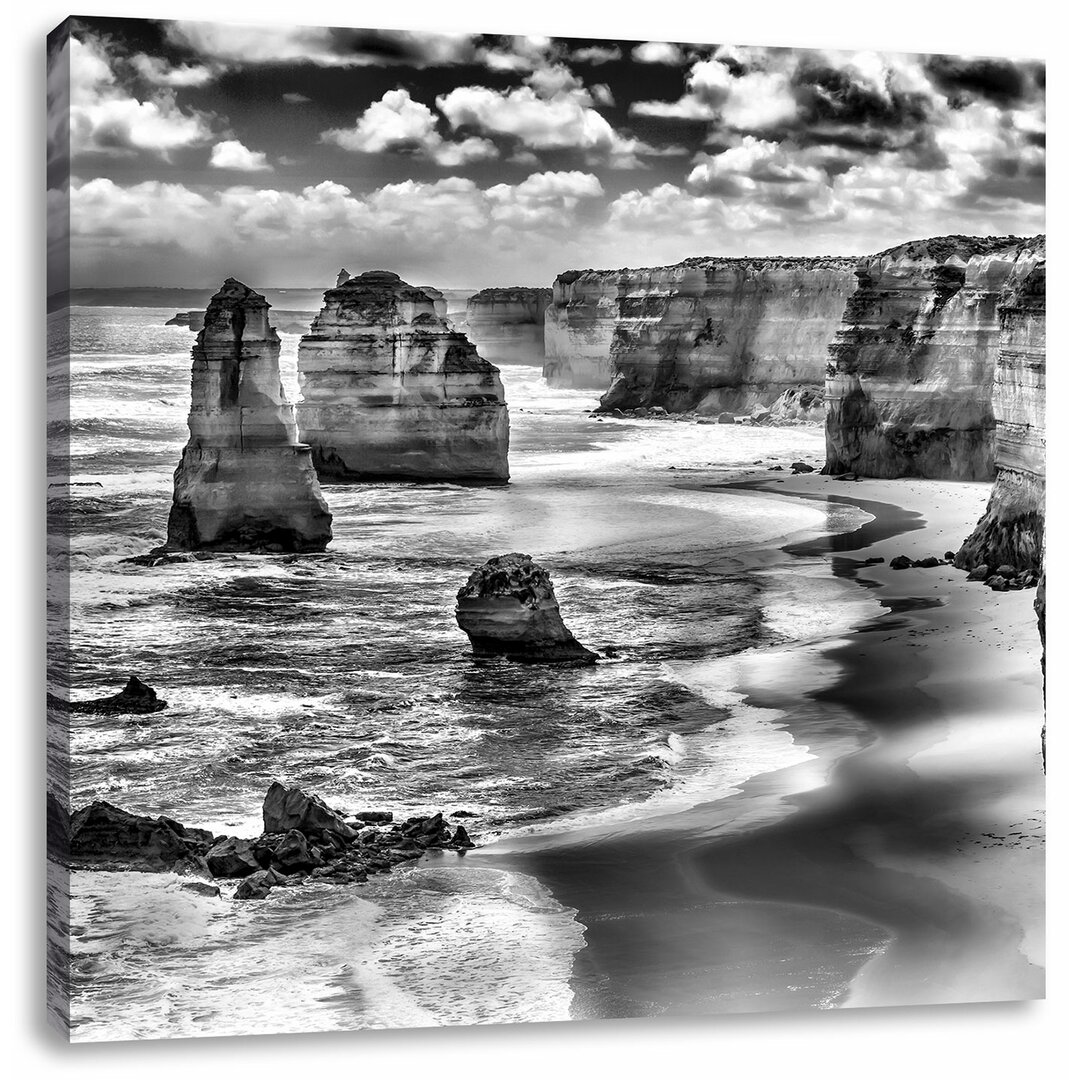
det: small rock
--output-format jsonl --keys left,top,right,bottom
{"left": 450, "top": 825, "right": 475, "bottom": 848}
{"left": 912, "top": 557, "right": 943, "bottom": 568}
{"left": 864, "top": 557, "right": 885, "bottom": 565}
{"left": 790, "top": 461, "right": 815, "bottom": 474}
{"left": 352, "top": 811, "right": 393, "bottom": 825}
{"left": 986, "top": 575, "right": 1009, "bottom": 591}
{"left": 768, "top": 465, "right": 783, "bottom": 471}
{"left": 890, "top": 556, "right": 914, "bottom": 570}
{"left": 967, "top": 564, "right": 991, "bottom": 582}
{"left": 832, "top": 472, "right": 860, "bottom": 482}
{"left": 234, "top": 868, "right": 286, "bottom": 901}
{"left": 944, "top": 550, "right": 956, "bottom": 561}
{"left": 207, "top": 837, "right": 262, "bottom": 878}
{"left": 179, "top": 880, "right": 221, "bottom": 899}
{"left": 996, "top": 565, "right": 1018, "bottom": 578}
{"left": 716, "top": 413, "right": 736, "bottom": 424}
{"left": 270, "top": 829, "right": 318, "bottom": 872}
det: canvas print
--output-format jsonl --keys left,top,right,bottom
{"left": 46, "top": 16, "right": 1046, "bottom": 1042}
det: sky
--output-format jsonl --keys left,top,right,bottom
{"left": 47, "top": 16, "right": 1046, "bottom": 290}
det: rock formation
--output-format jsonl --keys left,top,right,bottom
{"left": 824, "top": 235, "right": 1043, "bottom": 479}
{"left": 463, "top": 287, "right": 552, "bottom": 365}
{"left": 47, "top": 675, "right": 166, "bottom": 715}
{"left": 954, "top": 248, "right": 1046, "bottom": 572}
{"left": 165, "top": 279, "right": 332, "bottom": 552}
{"left": 60, "top": 783, "right": 478, "bottom": 900}
{"left": 296, "top": 270, "right": 509, "bottom": 483}
{"left": 544, "top": 258, "right": 856, "bottom": 404}
{"left": 455, "top": 553, "right": 598, "bottom": 663}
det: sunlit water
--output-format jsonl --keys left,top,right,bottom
{"left": 49, "top": 306, "right": 875, "bottom": 1040}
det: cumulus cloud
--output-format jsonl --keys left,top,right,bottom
{"left": 321, "top": 89, "right": 498, "bottom": 165}
{"left": 631, "top": 42, "right": 685, "bottom": 65}
{"left": 209, "top": 139, "right": 273, "bottom": 171}
{"left": 631, "top": 55, "right": 798, "bottom": 129}
{"left": 67, "top": 34, "right": 215, "bottom": 159}
{"left": 130, "top": 53, "right": 220, "bottom": 87}
{"left": 437, "top": 82, "right": 674, "bottom": 167}
{"left": 63, "top": 171, "right": 610, "bottom": 283}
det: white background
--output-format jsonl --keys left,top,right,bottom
{"left": 5, "top": 1, "right": 1077, "bottom": 1076}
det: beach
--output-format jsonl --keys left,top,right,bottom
{"left": 461, "top": 470, "right": 1045, "bottom": 1016}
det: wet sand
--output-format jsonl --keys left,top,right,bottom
{"left": 460, "top": 472, "right": 1045, "bottom": 1017}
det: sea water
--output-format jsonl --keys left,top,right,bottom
{"left": 49, "top": 306, "right": 875, "bottom": 1039}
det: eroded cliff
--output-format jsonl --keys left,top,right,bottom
{"left": 824, "top": 235, "right": 1043, "bottom": 480}
{"left": 544, "top": 258, "right": 856, "bottom": 406}
{"left": 296, "top": 271, "right": 509, "bottom": 483}
{"left": 955, "top": 250, "right": 1046, "bottom": 572}
{"left": 463, "top": 287, "right": 552, "bottom": 365}
{"left": 166, "top": 279, "right": 332, "bottom": 552}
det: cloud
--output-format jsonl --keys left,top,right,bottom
{"left": 631, "top": 42, "right": 685, "bottom": 65}
{"left": 282, "top": 92, "right": 312, "bottom": 104}
{"left": 67, "top": 34, "right": 216, "bottom": 159}
{"left": 321, "top": 89, "right": 498, "bottom": 165}
{"left": 437, "top": 82, "right": 668, "bottom": 167}
{"left": 476, "top": 35, "right": 556, "bottom": 73}
{"left": 631, "top": 57, "right": 798, "bottom": 129}
{"left": 166, "top": 21, "right": 478, "bottom": 68}
{"left": 130, "top": 54, "right": 220, "bottom": 87}
{"left": 63, "top": 172, "right": 608, "bottom": 283}
{"left": 570, "top": 45, "right": 622, "bottom": 65}
{"left": 924, "top": 55, "right": 1034, "bottom": 108}
{"left": 210, "top": 139, "right": 273, "bottom": 171}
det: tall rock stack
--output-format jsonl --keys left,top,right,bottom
{"left": 955, "top": 244, "right": 1046, "bottom": 573}
{"left": 823, "top": 235, "right": 1041, "bottom": 479}
{"left": 464, "top": 287, "right": 552, "bottom": 365}
{"left": 296, "top": 270, "right": 510, "bottom": 483}
{"left": 165, "top": 279, "right": 333, "bottom": 552}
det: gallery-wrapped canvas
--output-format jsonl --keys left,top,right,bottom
{"left": 46, "top": 15, "right": 1046, "bottom": 1042}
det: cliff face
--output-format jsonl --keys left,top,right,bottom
{"left": 824, "top": 235, "right": 1043, "bottom": 480}
{"left": 463, "top": 287, "right": 552, "bottom": 365}
{"left": 166, "top": 279, "right": 332, "bottom": 552}
{"left": 544, "top": 259, "right": 857, "bottom": 405}
{"left": 955, "top": 251, "right": 1046, "bottom": 571}
{"left": 296, "top": 271, "right": 509, "bottom": 483}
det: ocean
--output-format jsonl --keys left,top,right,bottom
{"left": 48, "top": 306, "right": 877, "bottom": 1039}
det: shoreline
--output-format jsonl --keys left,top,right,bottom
{"left": 458, "top": 471, "right": 1045, "bottom": 1016}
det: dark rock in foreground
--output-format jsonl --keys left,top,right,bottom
{"left": 455, "top": 553, "right": 599, "bottom": 664}
{"left": 55, "top": 783, "right": 479, "bottom": 902}
{"left": 68, "top": 801, "right": 214, "bottom": 872}
{"left": 48, "top": 675, "right": 167, "bottom": 715}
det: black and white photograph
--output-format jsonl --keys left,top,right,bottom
{"left": 44, "top": 5, "right": 1049, "bottom": 1049}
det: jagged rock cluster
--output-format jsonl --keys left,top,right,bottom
{"left": 296, "top": 270, "right": 510, "bottom": 483}
{"left": 955, "top": 250, "right": 1046, "bottom": 575}
{"left": 544, "top": 258, "right": 857, "bottom": 407}
{"left": 165, "top": 279, "right": 332, "bottom": 553}
{"left": 824, "top": 235, "right": 1044, "bottom": 480}
{"left": 462, "top": 287, "right": 552, "bottom": 365}
{"left": 47, "top": 675, "right": 165, "bottom": 715}
{"left": 60, "top": 782, "right": 475, "bottom": 901}
{"left": 455, "top": 553, "right": 598, "bottom": 663}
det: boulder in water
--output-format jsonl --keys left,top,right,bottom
{"left": 49, "top": 675, "right": 166, "bottom": 715}
{"left": 68, "top": 801, "right": 213, "bottom": 872}
{"left": 261, "top": 782, "right": 358, "bottom": 842}
{"left": 455, "top": 553, "right": 599, "bottom": 664}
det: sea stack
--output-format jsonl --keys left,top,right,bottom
{"left": 463, "top": 287, "right": 552, "bottom": 364}
{"left": 165, "top": 279, "right": 332, "bottom": 552}
{"left": 455, "top": 553, "right": 598, "bottom": 664}
{"left": 296, "top": 271, "right": 510, "bottom": 483}
{"left": 824, "top": 235, "right": 1043, "bottom": 479}
{"left": 955, "top": 245, "right": 1046, "bottom": 573}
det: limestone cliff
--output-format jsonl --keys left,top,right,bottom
{"left": 544, "top": 258, "right": 856, "bottom": 406}
{"left": 463, "top": 287, "right": 552, "bottom": 365}
{"left": 824, "top": 235, "right": 1043, "bottom": 480}
{"left": 955, "top": 249, "right": 1046, "bottom": 572}
{"left": 165, "top": 279, "right": 332, "bottom": 552}
{"left": 296, "top": 271, "right": 509, "bottom": 483}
